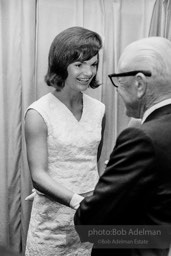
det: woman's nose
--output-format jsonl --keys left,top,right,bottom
{"left": 83, "top": 65, "right": 93, "bottom": 76}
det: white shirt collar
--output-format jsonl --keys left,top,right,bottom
{"left": 141, "top": 98, "right": 171, "bottom": 124}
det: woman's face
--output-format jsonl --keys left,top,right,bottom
{"left": 65, "top": 55, "right": 98, "bottom": 92}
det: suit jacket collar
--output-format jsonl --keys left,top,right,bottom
{"left": 143, "top": 104, "right": 171, "bottom": 123}
{"left": 142, "top": 99, "right": 171, "bottom": 123}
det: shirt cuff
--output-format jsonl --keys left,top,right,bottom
{"left": 69, "top": 193, "right": 84, "bottom": 210}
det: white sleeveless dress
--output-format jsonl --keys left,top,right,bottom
{"left": 25, "top": 92, "right": 105, "bottom": 256}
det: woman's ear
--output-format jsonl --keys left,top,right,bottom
{"left": 135, "top": 73, "right": 147, "bottom": 99}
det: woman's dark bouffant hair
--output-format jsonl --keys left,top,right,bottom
{"left": 45, "top": 26, "right": 102, "bottom": 91}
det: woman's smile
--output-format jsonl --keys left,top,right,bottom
{"left": 77, "top": 77, "right": 92, "bottom": 84}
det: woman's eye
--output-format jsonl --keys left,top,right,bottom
{"left": 75, "top": 63, "right": 82, "bottom": 67}
{"left": 92, "top": 62, "right": 98, "bottom": 67}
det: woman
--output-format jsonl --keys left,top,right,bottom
{"left": 25, "top": 26, "right": 105, "bottom": 255}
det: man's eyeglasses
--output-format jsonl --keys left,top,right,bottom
{"left": 108, "top": 70, "right": 152, "bottom": 88}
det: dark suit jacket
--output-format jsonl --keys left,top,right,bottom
{"left": 74, "top": 105, "right": 171, "bottom": 256}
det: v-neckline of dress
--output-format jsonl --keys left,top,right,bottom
{"left": 50, "top": 92, "right": 85, "bottom": 123}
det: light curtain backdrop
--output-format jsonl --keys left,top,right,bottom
{"left": 0, "top": 0, "right": 171, "bottom": 254}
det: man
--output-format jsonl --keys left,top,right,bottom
{"left": 74, "top": 37, "right": 171, "bottom": 256}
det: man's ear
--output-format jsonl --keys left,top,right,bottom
{"left": 135, "top": 73, "right": 147, "bottom": 99}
